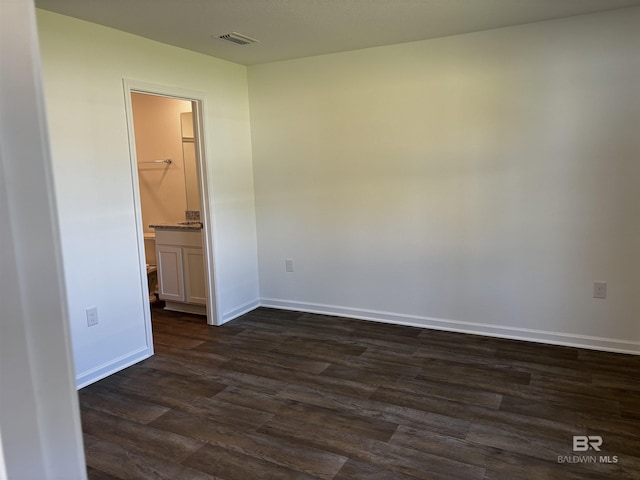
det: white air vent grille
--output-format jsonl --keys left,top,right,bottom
{"left": 216, "top": 32, "right": 260, "bottom": 46}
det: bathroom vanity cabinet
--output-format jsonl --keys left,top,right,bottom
{"left": 155, "top": 228, "right": 206, "bottom": 315}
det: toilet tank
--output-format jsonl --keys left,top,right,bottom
{"left": 144, "top": 233, "right": 157, "bottom": 266}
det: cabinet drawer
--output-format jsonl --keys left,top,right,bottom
{"left": 155, "top": 229, "right": 202, "bottom": 248}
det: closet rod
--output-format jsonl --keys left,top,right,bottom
{"left": 139, "top": 159, "right": 172, "bottom": 165}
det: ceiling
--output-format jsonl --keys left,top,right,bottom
{"left": 35, "top": 0, "right": 640, "bottom": 66}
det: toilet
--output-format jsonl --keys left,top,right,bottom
{"left": 144, "top": 233, "right": 157, "bottom": 266}
{"left": 144, "top": 234, "right": 158, "bottom": 302}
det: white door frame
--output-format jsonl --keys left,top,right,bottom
{"left": 122, "top": 79, "right": 221, "bottom": 332}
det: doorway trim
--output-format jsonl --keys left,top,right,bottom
{"left": 123, "top": 79, "right": 221, "bottom": 335}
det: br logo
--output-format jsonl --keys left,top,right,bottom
{"left": 573, "top": 435, "right": 603, "bottom": 452}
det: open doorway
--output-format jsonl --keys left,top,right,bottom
{"left": 124, "top": 81, "right": 219, "bottom": 337}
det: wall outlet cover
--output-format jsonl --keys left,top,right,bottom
{"left": 593, "top": 282, "right": 607, "bottom": 299}
{"left": 86, "top": 307, "right": 99, "bottom": 326}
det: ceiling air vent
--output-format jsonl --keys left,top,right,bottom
{"left": 216, "top": 32, "right": 260, "bottom": 46}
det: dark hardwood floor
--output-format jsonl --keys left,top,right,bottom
{"left": 80, "top": 305, "right": 640, "bottom": 479}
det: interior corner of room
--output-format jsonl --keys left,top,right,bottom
{"left": 33, "top": 4, "right": 640, "bottom": 391}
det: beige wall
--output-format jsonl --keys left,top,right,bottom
{"left": 131, "top": 93, "right": 192, "bottom": 234}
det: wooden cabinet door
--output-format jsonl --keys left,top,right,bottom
{"left": 183, "top": 247, "right": 206, "bottom": 305}
{"left": 156, "top": 245, "right": 185, "bottom": 302}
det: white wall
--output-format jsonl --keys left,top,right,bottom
{"left": 37, "top": 10, "right": 259, "bottom": 387}
{"left": 0, "top": 434, "right": 5, "bottom": 480}
{"left": 249, "top": 7, "right": 640, "bottom": 353}
{"left": 0, "top": 1, "right": 85, "bottom": 477}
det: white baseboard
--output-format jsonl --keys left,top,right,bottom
{"left": 75, "top": 346, "right": 152, "bottom": 389}
{"left": 221, "top": 298, "right": 261, "bottom": 324}
{"left": 74, "top": 298, "right": 261, "bottom": 387}
{"left": 260, "top": 297, "right": 640, "bottom": 355}
{"left": 76, "top": 297, "right": 639, "bottom": 390}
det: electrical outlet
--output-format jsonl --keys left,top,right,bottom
{"left": 593, "top": 282, "right": 607, "bottom": 299}
{"left": 86, "top": 307, "right": 99, "bottom": 326}
{"left": 285, "top": 258, "right": 294, "bottom": 273}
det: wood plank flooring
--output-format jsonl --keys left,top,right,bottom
{"left": 80, "top": 306, "right": 640, "bottom": 479}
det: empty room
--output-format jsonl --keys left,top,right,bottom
{"left": 2, "top": 1, "right": 640, "bottom": 479}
